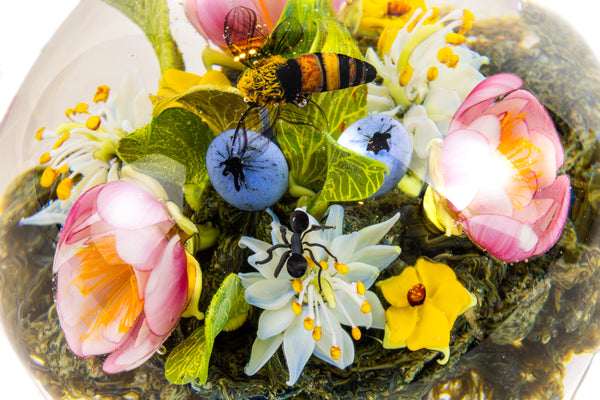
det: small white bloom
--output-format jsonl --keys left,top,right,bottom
{"left": 21, "top": 71, "right": 152, "bottom": 226}
{"left": 238, "top": 205, "right": 400, "bottom": 385}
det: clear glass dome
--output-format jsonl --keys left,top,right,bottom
{"left": 1, "top": 0, "right": 599, "bottom": 399}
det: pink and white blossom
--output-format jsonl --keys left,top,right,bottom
{"left": 433, "top": 73, "right": 571, "bottom": 262}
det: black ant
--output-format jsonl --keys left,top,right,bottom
{"left": 256, "top": 210, "right": 339, "bottom": 280}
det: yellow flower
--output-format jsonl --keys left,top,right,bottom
{"left": 359, "top": 0, "right": 426, "bottom": 38}
{"left": 379, "top": 257, "right": 476, "bottom": 363}
{"left": 157, "top": 69, "right": 230, "bottom": 96}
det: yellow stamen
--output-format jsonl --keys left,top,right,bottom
{"left": 459, "top": 18, "right": 473, "bottom": 35}
{"left": 437, "top": 47, "right": 453, "bottom": 64}
{"left": 52, "top": 131, "right": 70, "bottom": 150}
{"left": 35, "top": 127, "right": 45, "bottom": 141}
{"left": 426, "top": 7, "right": 440, "bottom": 22}
{"left": 356, "top": 281, "right": 366, "bottom": 295}
{"left": 292, "top": 278, "right": 303, "bottom": 293}
{"left": 360, "top": 300, "right": 371, "bottom": 314}
{"left": 334, "top": 262, "right": 349, "bottom": 274}
{"left": 427, "top": 66, "right": 439, "bottom": 82}
{"left": 74, "top": 103, "right": 89, "bottom": 114}
{"left": 447, "top": 54, "right": 460, "bottom": 68}
{"left": 39, "top": 152, "right": 51, "bottom": 164}
{"left": 86, "top": 115, "right": 101, "bottom": 130}
{"left": 306, "top": 257, "right": 316, "bottom": 269}
{"left": 56, "top": 178, "right": 73, "bottom": 200}
{"left": 292, "top": 301, "right": 302, "bottom": 315}
{"left": 73, "top": 236, "right": 143, "bottom": 339}
{"left": 40, "top": 167, "right": 58, "bottom": 187}
{"left": 463, "top": 9, "right": 476, "bottom": 21}
{"left": 319, "top": 260, "right": 328, "bottom": 271}
{"left": 352, "top": 327, "right": 362, "bottom": 341}
{"left": 304, "top": 317, "right": 314, "bottom": 331}
{"left": 93, "top": 85, "right": 110, "bottom": 103}
{"left": 58, "top": 164, "right": 69, "bottom": 174}
{"left": 330, "top": 346, "right": 341, "bottom": 360}
{"left": 445, "top": 32, "right": 466, "bottom": 45}
{"left": 65, "top": 108, "right": 74, "bottom": 118}
{"left": 406, "top": 10, "right": 423, "bottom": 32}
{"left": 399, "top": 64, "right": 413, "bottom": 87}
{"left": 312, "top": 326, "right": 322, "bottom": 341}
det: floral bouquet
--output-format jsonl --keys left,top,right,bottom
{"left": 1, "top": 0, "right": 599, "bottom": 399}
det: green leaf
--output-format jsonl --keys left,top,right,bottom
{"left": 101, "top": 0, "right": 184, "bottom": 72}
{"left": 165, "top": 274, "right": 250, "bottom": 385}
{"left": 308, "top": 135, "right": 388, "bottom": 215}
{"left": 116, "top": 107, "right": 213, "bottom": 189}
{"left": 152, "top": 85, "right": 248, "bottom": 135}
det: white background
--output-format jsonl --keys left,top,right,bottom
{"left": 0, "top": 0, "right": 599, "bottom": 399}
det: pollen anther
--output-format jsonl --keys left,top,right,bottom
{"left": 330, "top": 346, "right": 341, "bottom": 360}
{"left": 351, "top": 327, "right": 361, "bottom": 340}
{"left": 292, "top": 278, "right": 303, "bottom": 293}
{"left": 360, "top": 301, "right": 371, "bottom": 314}
{"left": 292, "top": 301, "right": 302, "bottom": 315}
{"left": 335, "top": 262, "right": 349, "bottom": 274}
{"left": 303, "top": 317, "right": 314, "bottom": 331}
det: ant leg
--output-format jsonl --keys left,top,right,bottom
{"left": 256, "top": 243, "right": 290, "bottom": 265}
{"left": 273, "top": 250, "right": 291, "bottom": 278}
{"left": 304, "top": 242, "right": 339, "bottom": 262}
{"left": 301, "top": 224, "right": 335, "bottom": 238}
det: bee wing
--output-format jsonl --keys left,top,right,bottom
{"left": 224, "top": 6, "right": 269, "bottom": 67}
{"left": 261, "top": 17, "right": 304, "bottom": 59}
{"left": 278, "top": 101, "right": 327, "bottom": 132}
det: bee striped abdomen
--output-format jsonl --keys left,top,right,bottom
{"left": 276, "top": 53, "right": 377, "bottom": 104}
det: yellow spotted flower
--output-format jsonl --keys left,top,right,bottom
{"left": 20, "top": 72, "right": 153, "bottom": 226}
{"left": 379, "top": 257, "right": 476, "bottom": 363}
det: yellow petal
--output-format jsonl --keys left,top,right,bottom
{"left": 429, "top": 280, "right": 477, "bottom": 327}
{"left": 379, "top": 266, "right": 420, "bottom": 307}
{"left": 383, "top": 306, "right": 418, "bottom": 349}
{"left": 198, "top": 70, "right": 231, "bottom": 87}
{"left": 406, "top": 303, "right": 450, "bottom": 358}
{"left": 157, "top": 69, "right": 203, "bottom": 96}
{"left": 415, "top": 257, "right": 457, "bottom": 298}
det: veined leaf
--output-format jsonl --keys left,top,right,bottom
{"left": 116, "top": 107, "right": 212, "bottom": 192}
{"left": 152, "top": 85, "right": 247, "bottom": 135}
{"left": 165, "top": 274, "right": 250, "bottom": 385}
{"left": 308, "top": 135, "right": 388, "bottom": 215}
{"left": 101, "top": 0, "right": 184, "bottom": 72}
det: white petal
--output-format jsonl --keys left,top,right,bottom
{"left": 331, "top": 290, "right": 372, "bottom": 329}
{"left": 350, "top": 245, "right": 401, "bottom": 271}
{"left": 344, "top": 262, "right": 381, "bottom": 289}
{"left": 244, "top": 279, "right": 295, "bottom": 310}
{"left": 355, "top": 213, "right": 400, "bottom": 251}
{"left": 313, "top": 307, "right": 354, "bottom": 369}
{"left": 238, "top": 272, "right": 264, "bottom": 288}
{"left": 257, "top": 303, "right": 296, "bottom": 340}
{"left": 324, "top": 204, "right": 345, "bottom": 241}
{"left": 19, "top": 199, "right": 69, "bottom": 226}
{"left": 283, "top": 312, "right": 315, "bottom": 385}
{"left": 244, "top": 334, "right": 284, "bottom": 376}
{"left": 365, "top": 291, "right": 386, "bottom": 330}
{"left": 330, "top": 232, "right": 359, "bottom": 264}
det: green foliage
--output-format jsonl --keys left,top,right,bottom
{"left": 101, "top": 0, "right": 184, "bottom": 72}
{"left": 165, "top": 274, "right": 250, "bottom": 385}
{"left": 116, "top": 107, "right": 213, "bottom": 207}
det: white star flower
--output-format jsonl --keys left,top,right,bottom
{"left": 238, "top": 205, "right": 400, "bottom": 386}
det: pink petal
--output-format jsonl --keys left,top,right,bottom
{"left": 440, "top": 129, "right": 493, "bottom": 211}
{"left": 58, "top": 184, "right": 103, "bottom": 247}
{"left": 102, "top": 317, "right": 166, "bottom": 373}
{"left": 96, "top": 181, "right": 170, "bottom": 230}
{"left": 113, "top": 223, "right": 173, "bottom": 271}
{"left": 464, "top": 180, "right": 513, "bottom": 217}
{"left": 531, "top": 175, "right": 571, "bottom": 255}
{"left": 450, "top": 74, "right": 523, "bottom": 131}
{"left": 461, "top": 214, "right": 539, "bottom": 262}
{"left": 467, "top": 114, "right": 501, "bottom": 149}
{"left": 56, "top": 256, "right": 121, "bottom": 357}
{"left": 528, "top": 129, "right": 559, "bottom": 189}
{"left": 143, "top": 236, "right": 188, "bottom": 336}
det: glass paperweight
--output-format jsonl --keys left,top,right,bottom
{"left": 1, "top": 0, "right": 599, "bottom": 398}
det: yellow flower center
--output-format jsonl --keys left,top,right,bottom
{"left": 73, "top": 235, "right": 144, "bottom": 340}
{"left": 407, "top": 283, "right": 426, "bottom": 306}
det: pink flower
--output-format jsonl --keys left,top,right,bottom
{"left": 53, "top": 180, "right": 190, "bottom": 373}
{"left": 436, "top": 73, "right": 570, "bottom": 262}
{"left": 184, "top": 0, "right": 287, "bottom": 47}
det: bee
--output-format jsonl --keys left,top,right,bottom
{"left": 224, "top": 5, "right": 377, "bottom": 135}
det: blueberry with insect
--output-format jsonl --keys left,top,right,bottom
{"left": 256, "top": 209, "right": 340, "bottom": 283}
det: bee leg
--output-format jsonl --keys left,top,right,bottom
{"left": 273, "top": 250, "right": 292, "bottom": 278}
{"left": 255, "top": 243, "right": 290, "bottom": 265}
